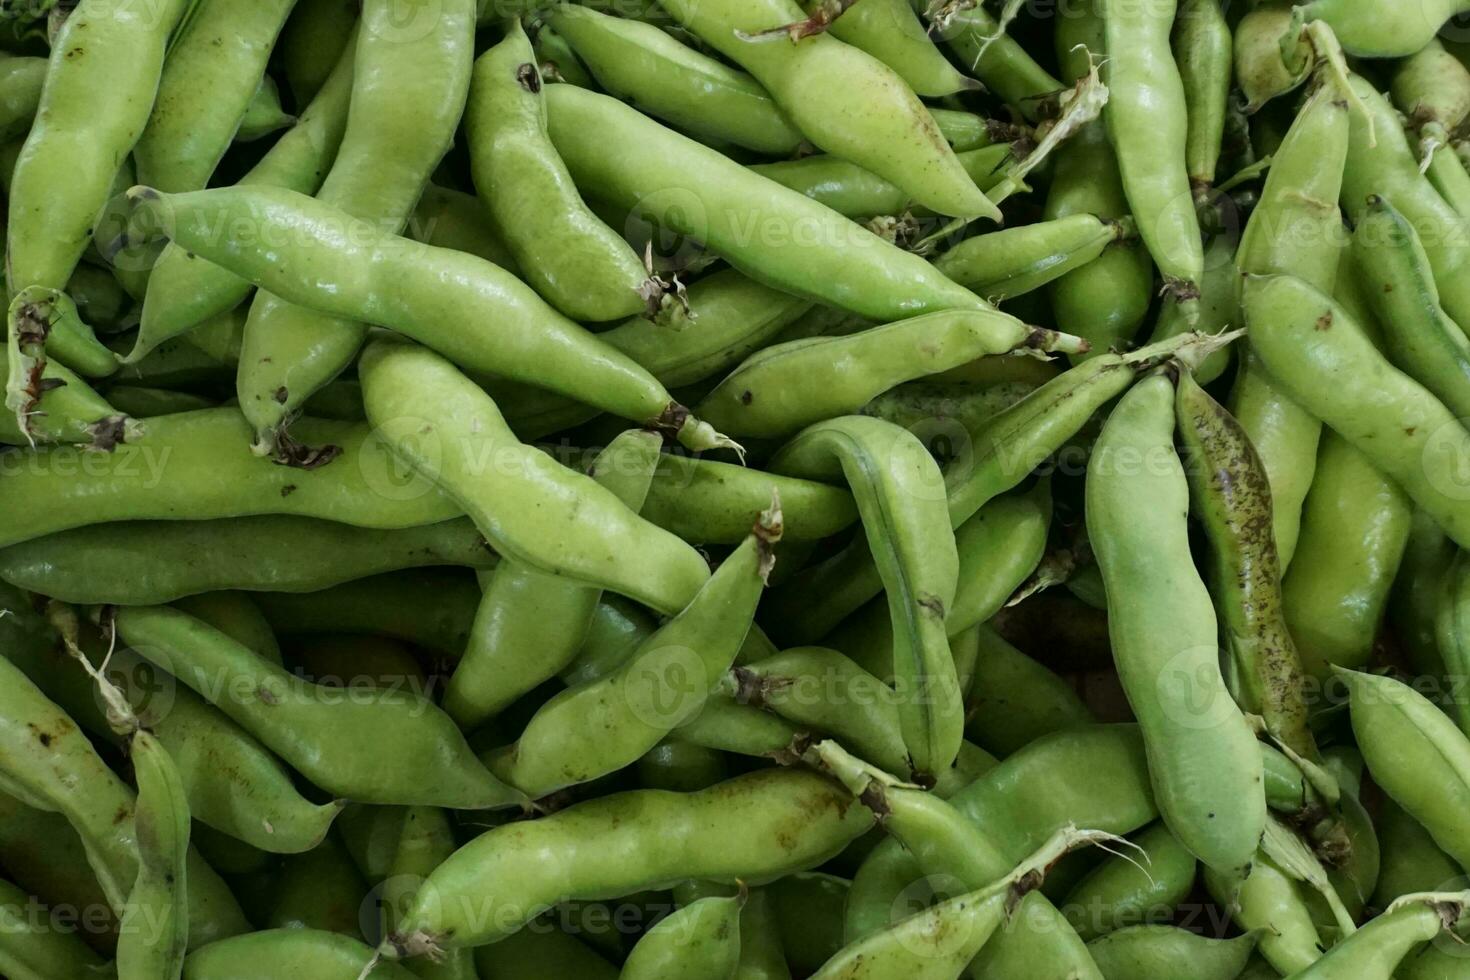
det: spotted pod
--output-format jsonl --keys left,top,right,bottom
{"left": 1175, "top": 369, "right": 1320, "bottom": 764}
{"left": 0, "top": 655, "right": 248, "bottom": 946}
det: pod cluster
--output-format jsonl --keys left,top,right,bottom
{"left": 3, "top": 1, "right": 1470, "bottom": 977}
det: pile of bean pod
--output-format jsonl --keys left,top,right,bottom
{"left": 6, "top": 0, "right": 1470, "bottom": 977}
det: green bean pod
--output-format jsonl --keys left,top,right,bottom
{"left": 485, "top": 504, "right": 777, "bottom": 798}
{"left": 335, "top": 805, "right": 407, "bottom": 887}
{"left": 860, "top": 380, "right": 1036, "bottom": 442}
{"left": 0, "top": 656, "right": 248, "bottom": 946}
{"left": 133, "top": 0, "right": 297, "bottom": 193}
{"left": 731, "top": 647, "right": 909, "bottom": 777}
{"left": 1297, "top": 0, "right": 1470, "bottom": 57}
{"left": 385, "top": 769, "right": 874, "bottom": 955}
{"left": 0, "top": 789, "right": 119, "bottom": 951}
{"left": 1339, "top": 669, "right": 1470, "bottom": 873}
{"left": 0, "top": 342, "right": 130, "bottom": 449}
{"left": 360, "top": 339, "right": 712, "bottom": 614}
{"left": 281, "top": 0, "right": 357, "bottom": 103}
{"left": 233, "top": 0, "right": 475, "bottom": 454}
{"left": 468, "top": 22, "right": 655, "bottom": 323}
{"left": 1063, "top": 823, "right": 1197, "bottom": 940}
{"left": 820, "top": 826, "right": 1101, "bottom": 979}
{"left": 0, "top": 54, "right": 42, "bottom": 141}
{"left": 1046, "top": 0, "right": 1153, "bottom": 360}
{"left": 1373, "top": 799, "right": 1464, "bottom": 907}
{"left": 0, "top": 517, "right": 496, "bottom": 606}
{"left": 1342, "top": 73, "right": 1470, "bottom": 333}
{"left": 764, "top": 874, "right": 847, "bottom": 975}
{"left": 133, "top": 31, "right": 358, "bottom": 361}
{"left": 769, "top": 416, "right": 960, "bottom": 777}
{"left": 673, "top": 696, "right": 806, "bottom": 759}
{"left": 1398, "top": 941, "right": 1470, "bottom": 979}
{"left": 765, "top": 332, "right": 1217, "bottom": 645}
{"left": 177, "top": 594, "right": 277, "bottom": 669}
{"left": 1318, "top": 779, "right": 1380, "bottom": 927}
{"left": 934, "top": 214, "right": 1132, "bottom": 303}
{"left": 842, "top": 846, "right": 914, "bottom": 947}
{"left": 964, "top": 625, "right": 1094, "bottom": 758}
{"left": 252, "top": 569, "right": 481, "bottom": 657}
{"left": 3, "top": 288, "right": 119, "bottom": 450}
{"left": 681, "top": 882, "right": 788, "bottom": 980}
{"left": 622, "top": 892, "right": 745, "bottom": 980}
{"left": 1203, "top": 855, "right": 1321, "bottom": 975}
{"left": 378, "top": 807, "right": 477, "bottom": 980}
{"left": 111, "top": 603, "right": 526, "bottom": 811}
{"left": 808, "top": 0, "right": 975, "bottom": 97}
{"left": 1175, "top": 368, "right": 1319, "bottom": 762}
{"left": 637, "top": 741, "right": 729, "bottom": 793}
{"left": 445, "top": 431, "right": 658, "bottom": 730}
{"left": 1150, "top": 234, "right": 1237, "bottom": 385}
{"left": 1391, "top": 511, "right": 1458, "bottom": 682}
{"left": 1428, "top": 148, "right": 1470, "bottom": 222}
{"left": 1228, "top": 77, "right": 1350, "bottom": 568}
{"left": 698, "top": 311, "right": 1081, "bottom": 439}
{"left": 0, "top": 409, "right": 459, "bottom": 549}
{"left": 235, "top": 76, "right": 294, "bottom": 142}
{"left": 473, "top": 923, "right": 619, "bottom": 979}
{"left": 1283, "top": 431, "right": 1412, "bottom": 679}
{"left": 827, "top": 481, "right": 1052, "bottom": 678}
{"left": 748, "top": 143, "right": 1016, "bottom": 220}
{"left": 927, "top": 2, "right": 1062, "bottom": 120}
{"left": 124, "top": 309, "right": 243, "bottom": 384}
{"left": 408, "top": 184, "right": 519, "bottom": 276}
{"left": 656, "top": 0, "right": 999, "bottom": 219}
{"left": 1436, "top": 552, "right": 1470, "bottom": 738}
{"left": 1087, "top": 926, "right": 1256, "bottom": 980}
{"left": 930, "top": 108, "right": 1013, "bottom": 152}
{"left": 184, "top": 929, "right": 418, "bottom": 980}
{"left": 489, "top": 266, "right": 814, "bottom": 438}
{"left": 116, "top": 731, "right": 189, "bottom": 980}
{"left": 1298, "top": 892, "right": 1466, "bottom": 979}
{"left": 1233, "top": 3, "right": 1309, "bottom": 111}
{"left": 1087, "top": 373, "right": 1265, "bottom": 876}
{"left": 638, "top": 455, "right": 857, "bottom": 547}
{"left": 133, "top": 186, "right": 731, "bottom": 453}
{"left": 1391, "top": 39, "right": 1470, "bottom": 160}
{"left": 543, "top": 83, "right": 991, "bottom": 321}
{"left": 1102, "top": 0, "right": 1203, "bottom": 307}
{"left": 0, "top": 877, "right": 112, "bottom": 979}
{"left": 65, "top": 263, "right": 131, "bottom": 334}
{"left": 1243, "top": 273, "right": 1470, "bottom": 551}
{"left": 1352, "top": 195, "right": 1470, "bottom": 421}
{"left": 5, "top": 628, "right": 340, "bottom": 855}
{"left": 6, "top": 0, "right": 192, "bottom": 297}
{"left": 547, "top": 4, "right": 805, "bottom": 154}
{"left": 850, "top": 725, "right": 1158, "bottom": 977}
{"left": 1172, "top": 0, "right": 1232, "bottom": 192}
{"left": 813, "top": 738, "right": 1091, "bottom": 972}
{"left": 264, "top": 836, "right": 368, "bottom": 938}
